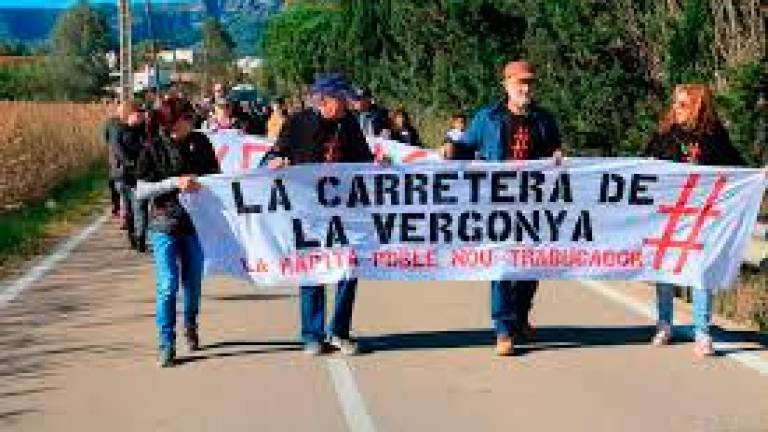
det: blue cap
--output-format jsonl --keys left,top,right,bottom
{"left": 311, "top": 73, "right": 354, "bottom": 100}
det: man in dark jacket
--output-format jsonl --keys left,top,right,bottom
{"left": 350, "top": 87, "right": 390, "bottom": 138}
{"left": 135, "top": 111, "right": 220, "bottom": 367}
{"left": 262, "top": 74, "right": 374, "bottom": 356}
{"left": 103, "top": 105, "right": 124, "bottom": 218}
{"left": 109, "top": 103, "right": 146, "bottom": 249}
{"left": 443, "top": 60, "right": 563, "bottom": 357}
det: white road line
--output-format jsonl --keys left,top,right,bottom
{"left": 0, "top": 213, "right": 108, "bottom": 309}
{"left": 579, "top": 279, "right": 768, "bottom": 377}
{"left": 326, "top": 358, "right": 377, "bottom": 432}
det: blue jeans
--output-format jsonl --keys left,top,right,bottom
{"left": 491, "top": 280, "right": 538, "bottom": 336}
{"left": 300, "top": 279, "right": 358, "bottom": 343}
{"left": 656, "top": 283, "right": 712, "bottom": 337}
{"left": 150, "top": 231, "right": 204, "bottom": 349}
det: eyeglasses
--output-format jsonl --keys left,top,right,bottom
{"left": 503, "top": 76, "right": 535, "bottom": 84}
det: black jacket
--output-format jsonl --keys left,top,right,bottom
{"left": 105, "top": 119, "right": 145, "bottom": 184}
{"left": 645, "top": 123, "right": 745, "bottom": 166}
{"left": 104, "top": 117, "right": 122, "bottom": 180}
{"left": 137, "top": 131, "right": 220, "bottom": 236}
{"left": 390, "top": 124, "right": 422, "bottom": 147}
{"left": 355, "top": 105, "right": 390, "bottom": 137}
{"left": 261, "top": 109, "right": 374, "bottom": 165}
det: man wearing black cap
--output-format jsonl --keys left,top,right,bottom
{"left": 262, "top": 73, "right": 373, "bottom": 355}
{"left": 350, "top": 87, "right": 390, "bottom": 138}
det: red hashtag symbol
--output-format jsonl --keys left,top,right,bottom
{"left": 511, "top": 127, "right": 530, "bottom": 160}
{"left": 643, "top": 174, "right": 726, "bottom": 274}
{"left": 684, "top": 141, "right": 701, "bottom": 163}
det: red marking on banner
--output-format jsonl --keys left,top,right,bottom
{"left": 215, "top": 145, "right": 229, "bottom": 163}
{"left": 401, "top": 149, "right": 430, "bottom": 163}
{"left": 643, "top": 174, "right": 726, "bottom": 273}
{"left": 451, "top": 247, "right": 494, "bottom": 267}
{"left": 373, "top": 141, "right": 385, "bottom": 162}
{"left": 240, "top": 142, "right": 272, "bottom": 170}
{"left": 503, "top": 248, "right": 644, "bottom": 269}
{"left": 372, "top": 247, "right": 437, "bottom": 269}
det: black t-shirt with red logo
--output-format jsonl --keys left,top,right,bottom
{"left": 263, "top": 109, "right": 374, "bottom": 165}
{"left": 501, "top": 108, "right": 557, "bottom": 161}
{"left": 319, "top": 118, "right": 343, "bottom": 162}
{"left": 645, "top": 123, "right": 746, "bottom": 166}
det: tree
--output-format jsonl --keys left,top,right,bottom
{"left": 48, "top": 0, "right": 112, "bottom": 100}
{"left": 263, "top": 0, "right": 763, "bottom": 158}
{"left": 134, "top": 40, "right": 166, "bottom": 67}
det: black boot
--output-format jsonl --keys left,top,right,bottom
{"left": 136, "top": 235, "right": 147, "bottom": 253}
{"left": 184, "top": 326, "right": 200, "bottom": 352}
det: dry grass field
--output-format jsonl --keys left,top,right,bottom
{"left": 0, "top": 101, "right": 110, "bottom": 211}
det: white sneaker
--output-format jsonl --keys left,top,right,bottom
{"left": 328, "top": 336, "right": 361, "bottom": 355}
{"left": 693, "top": 334, "right": 715, "bottom": 358}
{"left": 651, "top": 322, "right": 672, "bottom": 346}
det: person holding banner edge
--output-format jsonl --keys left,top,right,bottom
{"left": 261, "top": 74, "right": 376, "bottom": 356}
{"left": 645, "top": 83, "right": 747, "bottom": 358}
{"left": 442, "top": 60, "right": 564, "bottom": 356}
{"left": 136, "top": 111, "right": 221, "bottom": 367}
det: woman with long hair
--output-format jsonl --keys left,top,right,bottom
{"left": 645, "top": 84, "right": 746, "bottom": 358}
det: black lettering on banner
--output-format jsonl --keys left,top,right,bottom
{"left": 400, "top": 213, "right": 426, "bottom": 242}
{"left": 463, "top": 171, "right": 488, "bottom": 204}
{"left": 374, "top": 173, "right": 400, "bottom": 206}
{"left": 317, "top": 176, "right": 341, "bottom": 207}
{"left": 491, "top": 171, "right": 517, "bottom": 203}
{"left": 232, "top": 181, "right": 262, "bottom": 214}
{"left": 544, "top": 209, "right": 568, "bottom": 241}
{"left": 429, "top": 212, "right": 453, "bottom": 243}
{"left": 372, "top": 213, "right": 397, "bottom": 244}
{"left": 550, "top": 173, "right": 573, "bottom": 203}
{"left": 326, "top": 215, "right": 349, "bottom": 246}
{"left": 458, "top": 211, "right": 483, "bottom": 242}
{"left": 433, "top": 172, "right": 459, "bottom": 204}
{"left": 267, "top": 178, "right": 292, "bottom": 212}
{"left": 292, "top": 218, "right": 320, "bottom": 250}
{"left": 572, "top": 210, "right": 594, "bottom": 241}
{"left": 487, "top": 210, "right": 512, "bottom": 242}
{"left": 404, "top": 173, "right": 429, "bottom": 205}
{"left": 599, "top": 173, "right": 625, "bottom": 203}
{"left": 515, "top": 210, "right": 540, "bottom": 242}
{"left": 629, "top": 174, "right": 657, "bottom": 205}
{"left": 521, "top": 170, "right": 545, "bottom": 203}
{"left": 347, "top": 175, "right": 371, "bottom": 208}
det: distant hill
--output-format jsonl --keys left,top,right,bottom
{"left": 0, "top": 0, "right": 282, "bottom": 54}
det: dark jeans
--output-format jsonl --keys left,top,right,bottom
{"left": 116, "top": 181, "right": 135, "bottom": 240}
{"left": 108, "top": 179, "right": 120, "bottom": 215}
{"left": 132, "top": 196, "right": 149, "bottom": 242}
{"left": 300, "top": 279, "right": 358, "bottom": 343}
{"left": 491, "top": 280, "right": 538, "bottom": 336}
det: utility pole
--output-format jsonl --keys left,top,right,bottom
{"left": 145, "top": 0, "right": 161, "bottom": 95}
{"left": 118, "top": 0, "right": 133, "bottom": 104}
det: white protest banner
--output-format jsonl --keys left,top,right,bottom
{"left": 204, "top": 129, "right": 274, "bottom": 173}
{"left": 203, "top": 129, "right": 440, "bottom": 173}
{"left": 179, "top": 158, "right": 767, "bottom": 290}
{"left": 368, "top": 136, "right": 442, "bottom": 164}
